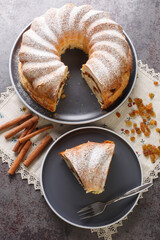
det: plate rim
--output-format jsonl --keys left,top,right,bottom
{"left": 40, "top": 126, "right": 143, "bottom": 229}
{"left": 9, "top": 23, "right": 138, "bottom": 125}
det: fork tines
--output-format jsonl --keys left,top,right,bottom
{"left": 78, "top": 209, "right": 95, "bottom": 220}
{"left": 77, "top": 204, "right": 97, "bottom": 220}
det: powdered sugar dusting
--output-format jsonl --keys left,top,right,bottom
{"left": 68, "top": 5, "right": 93, "bottom": 39}
{"left": 22, "top": 60, "right": 63, "bottom": 80}
{"left": 63, "top": 141, "right": 115, "bottom": 193}
{"left": 19, "top": 3, "right": 131, "bottom": 105}
{"left": 32, "top": 65, "right": 67, "bottom": 97}
{"left": 19, "top": 45, "right": 58, "bottom": 62}
{"left": 31, "top": 16, "right": 59, "bottom": 51}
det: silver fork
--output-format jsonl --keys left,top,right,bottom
{"left": 77, "top": 182, "right": 153, "bottom": 220}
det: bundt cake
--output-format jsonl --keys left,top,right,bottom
{"left": 59, "top": 141, "right": 115, "bottom": 194}
{"left": 18, "top": 3, "right": 132, "bottom": 112}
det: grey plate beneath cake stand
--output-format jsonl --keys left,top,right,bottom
{"left": 9, "top": 24, "right": 137, "bottom": 125}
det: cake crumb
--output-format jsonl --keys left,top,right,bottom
{"left": 54, "top": 113, "right": 58, "bottom": 118}
{"left": 61, "top": 94, "right": 66, "bottom": 99}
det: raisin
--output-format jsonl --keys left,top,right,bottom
{"left": 126, "top": 120, "right": 132, "bottom": 126}
{"left": 131, "top": 129, "right": 135, "bottom": 134}
{"left": 136, "top": 128, "right": 141, "bottom": 135}
{"left": 133, "top": 123, "right": 137, "bottom": 128}
{"left": 116, "top": 112, "right": 121, "bottom": 118}
{"left": 154, "top": 81, "right": 159, "bottom": 85}
{"left": 130, "top": 136, "right": 135, "bottom": 142}
{"left": 149, "top": 93, "right": 154, "bottom": 99}
{"left": 129, "top": 110, "right": 136, "bottom": 117}
{"left": 149, "top": 120, "right": 157, "bottom": 126}
{"left": 125, "top": 130, "right": 130, "bottom": 134}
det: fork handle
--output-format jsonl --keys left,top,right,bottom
{"left": 105, "top": 183, "right": 153, "bottom": 206}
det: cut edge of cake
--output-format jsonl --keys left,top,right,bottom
{"left": 59, "top": 140, "right": 115, "bottom": 194}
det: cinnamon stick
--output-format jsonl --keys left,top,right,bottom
{"left": 0, "top": 113, "right": 32, "bottom": 132}
{"left": 8, "top": 141, "right": 32, "bottom": 175}
{"left": 23, "top": 135, "right": 52, "bottom": 167}
{"left": 5, "top": 115, "right": 39, "bottom": 139}
{"left": 17, "top": 121, "right": 38, "bottom": 153}
{"left": 26, "top": 120, "right": 38, "bottom": 135}
{"left": 18, "top": 125, "right": 53, "bottom": 143}
{"left": 12, "top": 122, "right": 33, "bottom": 152}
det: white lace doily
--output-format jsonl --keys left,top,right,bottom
{"left": 0, "top": 60, "right": 160, "bottom": 239}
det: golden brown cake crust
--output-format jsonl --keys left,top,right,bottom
{"left": 18, "top": 62, "right": 58, "bottom": 112}
{"left": 18, "top": 4, "right": 132, "bottom": 112}
{"left": 101, "top": 48, "right": 132, "bottom": 109}
{"left": 60, "top": 141, "right": 115, "bottom": 194}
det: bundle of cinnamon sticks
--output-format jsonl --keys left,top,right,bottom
{"left": 0, "top": 112, "right": 53, "bottom": 175}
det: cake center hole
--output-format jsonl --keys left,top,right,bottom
{"left": 61, "top": 48, "right": 88, "bottom": 72}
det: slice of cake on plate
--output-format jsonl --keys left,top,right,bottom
{"left": 59, "top": 141, "right": 115, "bottom": 194}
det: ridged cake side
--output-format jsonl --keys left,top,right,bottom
{"left": 18, "top": 3, "right": 132, "bottom": 112}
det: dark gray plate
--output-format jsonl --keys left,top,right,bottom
{"left": 9, "top": 24, "right": 137, "bottom": 125}
{"left": 40, "top": 126, "right": 142, "bottom": 229}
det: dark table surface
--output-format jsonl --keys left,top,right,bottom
{"left": 0, "top": 0, "right": 160, "bottom": 239}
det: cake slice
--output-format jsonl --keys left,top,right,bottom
{"left": 59, "top": 141, "right": 115, "bottom": 194}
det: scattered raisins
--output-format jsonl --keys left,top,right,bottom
{"left": 143, "top": 144, "right": 149, "bottom": 156}
{"left": 142, "top": 144, "right": 160, "bottom": 163}
{"left": 134, "top": 98, "right": 143, "bottom": 107}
